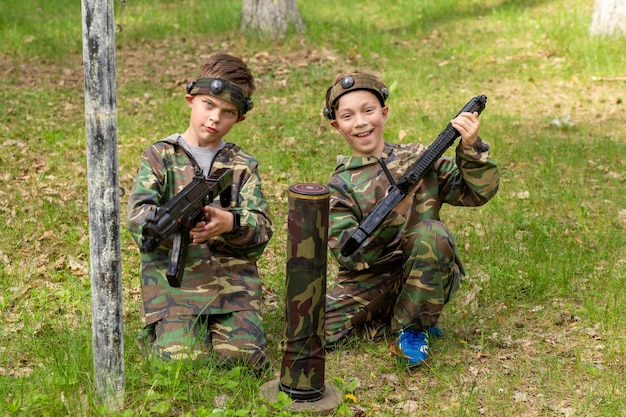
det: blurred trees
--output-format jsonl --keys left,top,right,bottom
{"left": 589, "top": 0, "right": 626, "bottom": 37}
{"left": 240, "top": 0, "right": 304, "bottom": 38}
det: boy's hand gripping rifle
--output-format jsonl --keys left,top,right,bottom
{"left": 140, "top": 167, "right": 234, "bottom": 287}
{"left": 340, "top": 95, "right": 488, "bottom": 257}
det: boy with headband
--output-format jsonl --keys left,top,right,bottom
{"left": 323, "top": 71, "right": 499, "bottom": 366}
{"left": 128, "top": 53, "right": 273, "bottom": 372}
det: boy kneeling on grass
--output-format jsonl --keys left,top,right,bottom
{"left": 322, "top": 72, "right": 499, "bottom": 366}
{"left": 127, "top": 53, "right": 273, "bottom": 372}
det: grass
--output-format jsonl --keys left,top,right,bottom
{"left": 1, "top": 0, "right": 625, "bottom": 415}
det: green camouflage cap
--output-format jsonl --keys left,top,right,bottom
{"left": 323, "top": 72, "right": 389, "bottom": 120}
{"left": 186, "top": 77, "right": 254, "bottom": 117}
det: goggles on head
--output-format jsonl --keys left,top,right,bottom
{"left": 186, "top": 77, "right": 254, "bottom": 118}
{"left": 323, "top": 73, "right": 389, "bottom": 120}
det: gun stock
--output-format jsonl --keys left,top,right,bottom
{"left": 140, "top": 167, "right": 234, "bottom": 287}
{"left": 340, "top": 95, "right": 487, "bottom": 257}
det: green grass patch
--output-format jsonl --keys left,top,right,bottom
{"left": 1, "top": 0, "right": 625, "bottom": 416}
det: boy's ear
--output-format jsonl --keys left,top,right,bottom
{"left": 330, "top": 120, "right": 339, "bottom": 130}
{"left": 185, "top": 94, "right": 194, "bottom": 106}
{"left": 236, "top": 115, "right": 246, "bottom": 123}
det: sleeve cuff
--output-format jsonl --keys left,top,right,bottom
{"left": 231, "top": 211, "right": 242, "bottom": 232}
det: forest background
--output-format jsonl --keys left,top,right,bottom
{"left": 0, "top": 0, "right": 625, "bottom": 416}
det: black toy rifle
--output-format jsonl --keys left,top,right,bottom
{"left": 340, "top": 95, "right": 488, "bottom": 257}
{"left": 140, "top": 167, "right": 233, "bottom": 287}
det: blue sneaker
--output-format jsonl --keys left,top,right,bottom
{"left": 393, "top": 328, "right": 430, "bottom": 366}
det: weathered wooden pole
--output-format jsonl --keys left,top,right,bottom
{"left": 81, "top": 0, "right": 125, "bottom": 409}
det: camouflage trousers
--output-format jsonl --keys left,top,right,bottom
{"left": 136, "top": 310, "right": 268, "bottom": 371}
{"left": 325, "top": 220, "right": 463, "bottom": 344}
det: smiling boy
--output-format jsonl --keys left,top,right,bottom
{"left": 323, "top": 72, "right": 500, "bottom": 366}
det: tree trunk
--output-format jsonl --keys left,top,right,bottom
{"left": 590, "top": 0, "right": 626, "bottom": 37}
{"left": 240, "top": 0, "right": 305, "bottom": 38}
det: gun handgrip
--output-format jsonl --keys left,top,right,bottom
{"left": 166, "top": 230, "right": 190, "bottom": 287}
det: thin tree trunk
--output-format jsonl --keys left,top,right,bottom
{"left": 590, "top": 0, "right": 626, "bottom": 37}
{"left": 240, "top": 0, "right": 305, "bottom": 38}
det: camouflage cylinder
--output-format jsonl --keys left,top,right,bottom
{"left": 279, "top": 183, "right": 330, "bottom": 401}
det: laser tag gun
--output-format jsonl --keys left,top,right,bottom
{"left": 140, "top": 167, "right": 233, "bottom": 287}
{"left": 340, "top": 95, "right": 488, "bottom": 257}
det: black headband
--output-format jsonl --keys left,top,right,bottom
{"left": 186, "top": 77, "right": 254, "bottom": 117}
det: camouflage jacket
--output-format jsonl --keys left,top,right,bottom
{"left": 327, "top": 140, "right": 499, "bottom": 272}
{"left": 127, "top": 134, "right": 273, "bottom": 324}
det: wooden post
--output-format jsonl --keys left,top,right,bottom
{"left": 81, "top": 0, "right": 125, "bottom": 409}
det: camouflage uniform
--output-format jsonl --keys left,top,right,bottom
{"left": 325, "top": 140, "right": 499, "bottom": 344}
{"left": 128, "top": 134, "right": 273, "bottom": 369}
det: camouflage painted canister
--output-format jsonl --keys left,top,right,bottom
{"left": 279, "top": 183, "right": 330, "bottom": 401}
